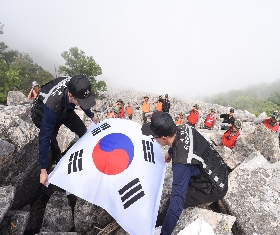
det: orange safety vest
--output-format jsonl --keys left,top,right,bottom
{"left": 126, "top": 106, "right": 133, "bottom": 116}
{"left": 142, "top": 102, "right": 150, "bottom": 112}
{"left": 107, "top": 112, "right": 114, "bottom": 118}
{"left": 222, "top": 130, "right": 240, "bottom": 149}
{"left": 204, "top": 114, "right": 216, "bottom": 128}
{"left": 175, "top": 116, "right": 184, "bottom": 125}
{"left": 187, "top": 110, "right": 199, "bottom": 125}
{"left": 156, "top": 102, "right": 162, "bottom": 112}
{"left": 263, "top": 119, "right": 279, "bottom": 132}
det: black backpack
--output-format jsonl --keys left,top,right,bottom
{"left": 31, "top": 97, "right": 44, "bottom": 128}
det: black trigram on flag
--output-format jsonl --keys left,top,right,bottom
{"left": 142, "top": 140, "right": 155, "bottom": 164}
{"left": 68, "top": 149, "right": 83, "bottom": 174}
{"left": 118, "top": 178, "right": 145, "bottom": 209}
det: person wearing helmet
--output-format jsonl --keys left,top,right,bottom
{"left": 220, "top": 108, "right": 235, "bottom": 130}
{"left": 186, "top": 104, "right": 200, "bottom": 127}
{"left": 222, "top": 120, "right": 241, "bottom": 149}
{"left": 202, "top": 108, "right": 217, "bottom": 130}
{"left": 175, "top": 112, "right": 184, "bottom": 126}
{"left": 27, "top": 81, "right": 40, "bottom": 100}
{"left": 162, "top": 94, "right": 171, "bottom": 113}
{"left": 254, "top": 111, "right": 280, "bottom": 134}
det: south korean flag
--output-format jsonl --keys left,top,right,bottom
{"left": 48, "top": 118, "right": 166, "bottom": 235}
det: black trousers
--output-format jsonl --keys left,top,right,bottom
{"left": 142, "top": 112, "right": 148, "bottom": 123}
{"left": 156, "top": 179, "right": 228, "bottom": 227}
{"left": 50, "top": 110, "right": 87, "bottom": 163}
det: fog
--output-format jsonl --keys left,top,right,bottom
{"left": 1, "top": 0, "right": 280, "bottom": 98}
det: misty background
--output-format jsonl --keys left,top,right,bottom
{"left": 1, "top": 0, "right": 280, "bottom": 98}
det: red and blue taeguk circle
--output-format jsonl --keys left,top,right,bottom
{"left": 92, "top": 133, "right": 134, "bottom": 175}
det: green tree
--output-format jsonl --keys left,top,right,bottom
{"left": 10, "top": 52, "right": 53, "bottom": 95}
{"left": 59, "top": 47, "right": 106, "bottom": 96}
{"left": 0, "top": 59, "right": 20, "bottom": 103}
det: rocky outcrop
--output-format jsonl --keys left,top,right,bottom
{"left": 1, "top": 87, "right": 280, "bottom": 235}
{"left": 74, "top": 197, "right": 114, "bottom": 234}
{"left": 0, "top": 103, "right": 46, "bottom": 209}
{"left": 0, "top": 210, "right": 30, "bottom": 234}
{"left": 0, "top": 186, "right": 15, "bottom": 222}
{"left": 172, "top": 207, "right": 236, "bottom": 235}
{"left": 40, "top": 191, "right": 74, "bottom": 232}
{"left": 7, "top": 91, "right": 30, "bottom": 106}
{"left": 222, "top": 152, "right": 280, "bottom": 235}
{"left": 246, "top": 124, "right": 280, "bottom": 162}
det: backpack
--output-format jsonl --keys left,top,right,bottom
{"left": 31, "top": 97, "right": 44, "bottom": 128}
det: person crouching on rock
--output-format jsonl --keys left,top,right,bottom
{"left": 254, "top": 110, "right": 280, "bottom": 134}
{"left": 186, "top": 104, "right": 200, "bottom": 127}
{"left": 202, "top": 108, "right": 216, "bottom": 130}
{"left": 221, "top": 120, "right": 241, "bottom": 149}
{"left": 141, "top": 112, "right": 228, "bottom": 235}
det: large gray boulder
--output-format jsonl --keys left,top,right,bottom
{"left": 0, "top": 104, "right": 43, "bottom": 209}
{"left": 74, "top": 197, "right": 114, "bottom": 234}
{"left": 246, "top": 124, "right": 280, "bottom": 162}
{"left": 222, "top": 152, "right": 280, "bottom": 235}
{"left": 40, "top": 191, "right": 73, "bottom": 232}
{"left": 226, "top": 137, "right": 256, "bottom": 170}
{"left": 0, "top": 185, "right": 15, "bottom": 223}
{"left": 7, "top": 91, "right": 30, "bottom": 106}
{"left": 172, "top": 207, "right": 236, "bottom": 235}
{"left": 0, "top": 210, "right": 30, "bottom": 234}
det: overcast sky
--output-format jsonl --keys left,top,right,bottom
{"left": 1, "top": 0, "right": 280, "bottom": 98}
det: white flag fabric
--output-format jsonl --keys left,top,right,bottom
{"left": 49, "top": 118, "right": 166, "bottom": 235}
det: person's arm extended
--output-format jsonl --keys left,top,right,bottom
{"left": 27, "top": 88, "right": 34, "bottom": 100}
{"left": 81, "top": 107, "right": 98, "bottom": 124}
{"left": 39, "top": 105, "right": 57, "bottom": 186}
{"left": 220, "top": 122, "right": 230, "bottom": 130}
{"left": 254, "top": 117, "right": 265, "bottom": 125}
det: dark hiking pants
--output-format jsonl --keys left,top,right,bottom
{"left": 51, "top": 110, "right": 87, "bottom": 163}
{"left": 156, "top": 164, "right": 228, "bottom": 235}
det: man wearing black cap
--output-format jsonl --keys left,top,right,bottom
{"left": 36, "top": 75, "right": 98, "bottom": 186}
{"left": 141, "top": 112, "right": 228, "bottom": 235}
{"left": 220, "top": 108, "right": 235, "bottom": 130}
{"left": 162, "top": 94, "right": 170, "bottom": 113}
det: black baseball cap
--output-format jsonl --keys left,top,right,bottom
{"left": 67, "top": 75, "right": 96, "bottom": 109}
{"left": 141, "top": 111, "right": 175, "bottom": 136}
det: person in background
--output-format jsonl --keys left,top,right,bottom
{"left": 220, "top": 108, "right": 235, "bottom": 130}
{"left": 202, "top": 108, "right": 216, "bottom": 130}
{"left": 125, "top": 102, "right": 133, "bottom": 120}
{"left": 113, "top": 106, "right": 121, "bottom": 118}
{"left": 186, "top": 104, "right": 200, "bottom": 127}
{"left": 28, "top": 81, "right": 40, "bottom": 100}
{"left": 175, "top": 112, "right": 184, "bottom": 126}
{"left": 117, "top": 99, "right": 125, "bottom": 119}
{"left": 142, "top": 96, "right": 150, "bottom": 123}
{"left": 104, "top": 103, "right": 114, "bottom": 118}
{"left": 155, "top": 95, "right": 163, "bottom": 112}
{"left": 221, "top": 120, "right": 241, "bottom": 149}
{"left": 162, "top": 94, "right": 170, "bottom": 113}
{"left": 254, "top": 111, "right": 280, "bottom": 134}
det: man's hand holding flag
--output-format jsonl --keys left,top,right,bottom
{"left": 48, "top": 118, "right": 166, "bottom": 235}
